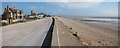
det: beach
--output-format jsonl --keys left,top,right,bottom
{"left": 54, "top": 16, "right": 118, "bottom": 46}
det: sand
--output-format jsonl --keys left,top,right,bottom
{"left": 55, "top": 16, "right": 118, "bottom": 46}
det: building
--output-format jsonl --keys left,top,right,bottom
{"left": 2, "top": 5, "right": 23, "bottom": 20}
{"left": 29, "top": 11, "right": 37, "bottom": 19}
{"left": 37, "top": 13, "right": 44, "bottom": 18}
{"left": 24, "top": 15, "right": 29, "bottom": 19}
{"left": 0, "top": 15, "right": 2, "bottom": 21}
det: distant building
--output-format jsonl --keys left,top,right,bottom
{"left": 0, "top": 15, "right": 2, "bottom": 18}
{"left": 29, "top": 11, "right": 37, "bottom": 19}
{"left": 37, "top": 13, "right": 44, "bottom": 18}
{"left": 24, "top": 15, "right": 29, "bottom": 19}
{"left": 0, "top": 15, "right": 2, "bottom": 21}
{"left": 2, "top": 5, "right": 23, "bottom": 20}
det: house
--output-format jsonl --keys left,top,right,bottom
{"left": 24, "top": 15, "right": 29, "bottom": 19}
{"left": 1, "top": 5, "right": 23, "bottom": 24}
{"left": 0, "top": 15, "right": 2, "bottom": 21}
{"left": 37, "top": 13, "right": 44, "bottom": 18}
{"left": 29, "top": 11, "right": 37, "bottom": 19}
{"left": 2, "top": 5, "right": 23, "bottom": 20}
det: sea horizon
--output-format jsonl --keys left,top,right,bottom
{"left": 51, "top": 15, "right": 119, "bottom": 18}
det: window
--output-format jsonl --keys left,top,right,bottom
{"left": 17, "top": 12, "right": 20, "bottom": 14}
{"left": 20, "top": 12, "right": 21, "bottom": 14}
{"left": 9, "top": 12, "right": 11, "bottom": 14}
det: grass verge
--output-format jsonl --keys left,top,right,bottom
{"left": 13, "top": 20, "right": 26, "bottom": 24}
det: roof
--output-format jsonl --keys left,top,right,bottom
{"left": 24, "top": 15, "right": 28, "bottom": 16}
{"left": 10, "top": 8, "right": 23, "bottom": 13}
{"left": 19, "top": 10, "right": 23, "bottom": 12}
{"left": 37, "top": 13, "right": 44, "bottom": 15}
{"left": 30, "top": 13, "right": 36, "bottom": 16}
{"left": 3, "top": 7, "right": 23, "bottom": 14}
{"left": 9, "top": 8, "right": 18, "bottom": 13}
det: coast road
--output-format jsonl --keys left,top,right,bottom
{"left": 53, "top": 16, "right": 118, "bottom": 46}
{"left": 2, "top": 17, "right": 52, "bottom": 46}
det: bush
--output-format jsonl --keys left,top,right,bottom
{"left": 70, "top": 27, "right": 72, "bottom": 29}
{"left": 52, "top": 25, "right": 54, "bottom": 28}
{"left": 40, "top": 18, "right": 43, "bottom": 19}
{"left": 17, "top": 20, "right": 25, "bottom": 23}
{"left": 34, "top": 17, "right": 38, "bottom": 19}
{"left": 73, "top": 32, "right": 78, "bottom": 37}
{"left": 2, "top": 22, "right": 8, "bottom": 26}
{"left": 13, "top": 20, "right": 26, "bottom": 24}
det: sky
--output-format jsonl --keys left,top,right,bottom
{"left": 1, "top": 0, "right": 120, "bottom": 2}
{"left": 1, "top": 2, "right": 118, "bottom": 17}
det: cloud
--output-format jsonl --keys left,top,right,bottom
{"left": 30, "top": 6, "right": 38, "bottom": 10}
{"left": 29, "top": 6, "right": 44, "bottom": 11}
{"left": 55, "top": 2, "right": 101, "bottom": 9}
{"left": 51, "top": 10, "right": 65, "bottom": 14}
{"left": 2, "top": 0, "right": 119, "bottom": 2}
{"left": 40, "top": 6, "right": 44, "bottom": 10}
{"left": 99, "top": 10, "right": 118, "bottom": 16}
{"left": 51, "top": 0, "right": 104, "bottom": 2}
{"left": 104, "top": 0, "right": 119, "bottom": 2}
{"left": 48, "top": 0, "right": 118, "bottom": 9}
{"left": 50, "top": 10, "right": 69, "bottom": 15}
{"left": 0, "top": 2, "right": 2, "bottom": 14}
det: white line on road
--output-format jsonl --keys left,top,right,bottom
{"left": 56, "top": 21, "right": 60, "bottom": 48}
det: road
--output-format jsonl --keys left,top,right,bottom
{"left": 2, "top": 17, "right": 52, "bottom": 46}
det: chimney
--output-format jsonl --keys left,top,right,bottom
{"left": 31, "top": 11, "right": 33, "bottom": 14}
{"left": 5, "top": 8, "right": 7, "bottom": 10}
{"left": 13, "top": 7, "right": 15, "bottom": 9}
{"left": 7, "top": 5, "right": 9, "bottom": 10}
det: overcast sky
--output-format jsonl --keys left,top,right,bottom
{"left": 1, "top": 0, "right": 119, "bottom": 17}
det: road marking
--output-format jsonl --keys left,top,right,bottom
{"left": 56, "top": 20, "right": 61, "bottom": 48}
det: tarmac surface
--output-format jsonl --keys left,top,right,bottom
{"left": 2, "top": 17, "right": 52, "bottom": 46}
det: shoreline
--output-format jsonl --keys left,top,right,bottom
{"left": 62, "top": 16, "right": 118, "bottom": 31}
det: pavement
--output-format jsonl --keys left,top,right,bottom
{"left": 2, "top": 17, "right": 52, "bottom": 46}
{"left": 0, "top": 27, "right": 2, "bottom": 47}
{"left": 52, "top": 17, "right": 83, "bottom": 46}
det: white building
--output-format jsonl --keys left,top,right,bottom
{"left": 29, "top": 11, "right": 37, "bottom": 19}
{"left": 37, "top": 13, "right": 44, "bottom": 18}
